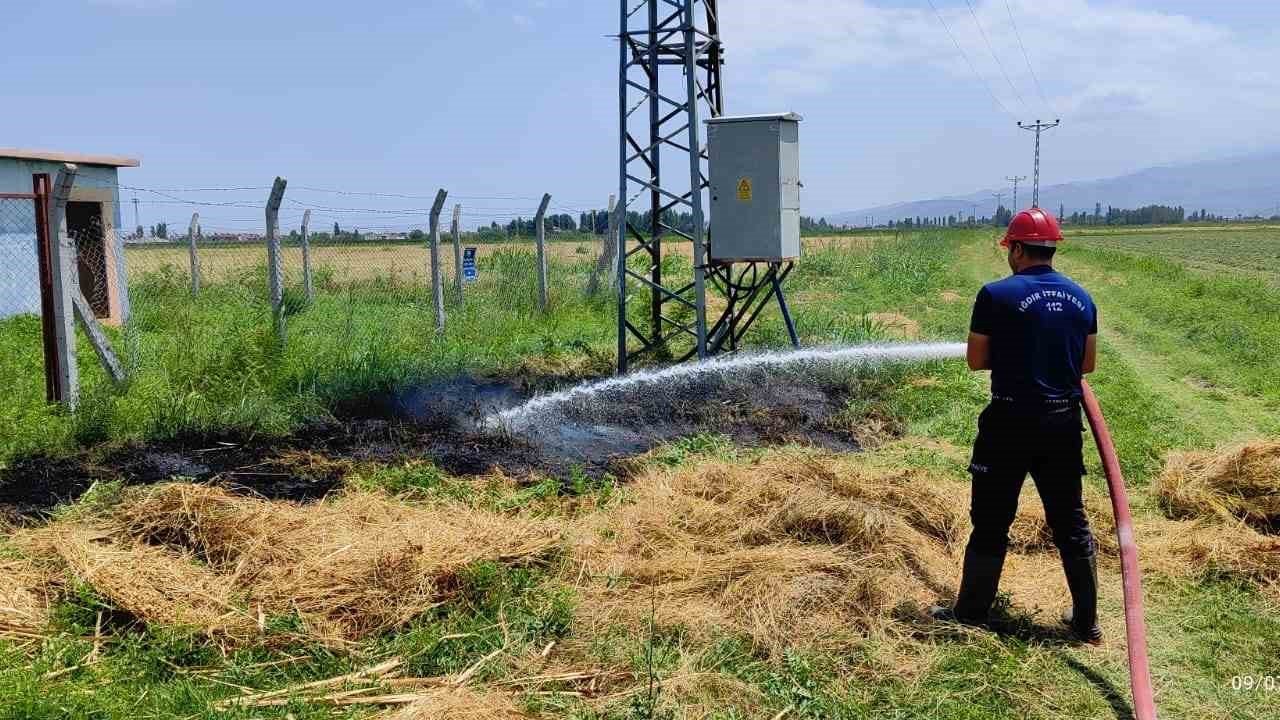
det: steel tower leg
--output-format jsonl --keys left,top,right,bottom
{"left": 617, "top": 0, "right": 723, "bottom": 373}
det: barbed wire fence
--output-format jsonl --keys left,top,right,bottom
{"left": 0, "top": 194, "right": 50, "bottom": 415}
{"left": 11, "top": 175, "right": 620, "bottom": 407}
{"left": 0, "top": 165, "right": 630, "bottom": 419}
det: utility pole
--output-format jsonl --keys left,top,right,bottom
{"left": 133, "top": 197, "right": 141, "bottom": 238}
{"left": 1018, "top": 119, "right": 1060, "bottom": 208}
{"left": 1006, "top": 175, "right": 1027, "bottom": 211}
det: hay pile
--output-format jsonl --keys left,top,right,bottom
{"left": 0, "top": 557, "right": 56, "bottom": 641}
{"left": 1157, "top": 441, "right": 1280, "bottom": 532}
{"left": 1146, "top": 519, "right": 1280, "bottom": 599}
{"left": 570, "top": 453, "right": 967, "bottom": 652}
{"left": 18, "top": 484, "right": 560, "bottom": 646}
{"left": 24, "top": 525, "right": 258, "bottom": 643}
{"left": 1139, "top": 441, "right": 1280, "bottom": 600}
{"left": 116, "top": 484, "right": 560, "bottom": 643}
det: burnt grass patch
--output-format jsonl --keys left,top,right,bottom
{"left": 0, "top": 365, "right": 895, "bottom": 514}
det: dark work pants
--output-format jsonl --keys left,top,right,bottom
{"left": 966, "top": 403, "right": 1096, "bottom": 561}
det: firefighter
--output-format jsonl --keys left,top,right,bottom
{"left": 934, "top": 208, "right": 1102, "bottom": 644}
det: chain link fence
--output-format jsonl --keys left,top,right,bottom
{"left": 0, "top": 197, "right": 40, "bottom": 319}
{"left": 1, "top": 176, "right": 622, "bottom": 460}
{"left": 1, "top": 194, "right": 60, "bottom": 452}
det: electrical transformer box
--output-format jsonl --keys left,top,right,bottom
{"left": 706, "top": 113, "right": 802, "bottom": 262}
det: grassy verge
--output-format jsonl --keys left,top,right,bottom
{"left": 2, "top": 227, "right": 1279, "bottom": 719}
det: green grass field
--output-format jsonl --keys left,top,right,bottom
{"left": 1, "top": 226, "right": 1278, "bottom": 719}
{"left": 1066, "top": 223, "right": 1280, "bottom": 285}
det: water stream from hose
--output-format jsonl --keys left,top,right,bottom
{"left": 489, "top": 341, "right": 967, "bottom": 430}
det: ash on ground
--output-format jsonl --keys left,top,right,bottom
{"left": 0, "top": 366, "right": 874, "bottom": 513}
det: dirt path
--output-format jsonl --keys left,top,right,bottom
{"left": 1062, "top": 253, "right": 1280, "bottom": 442}
{"left": 946, "top": 238, "right": 1279, "bottom": 444}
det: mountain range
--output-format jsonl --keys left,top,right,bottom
{"left": 828, "top": 151, "right": 1280, "bottom": 226}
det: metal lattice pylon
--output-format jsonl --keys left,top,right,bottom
{"left": 616, "top": 0, "right": 724, "bottom": 373}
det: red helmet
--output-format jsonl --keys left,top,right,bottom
{"left": 1001, "top": 207, "right": 1063, "bottom": 248}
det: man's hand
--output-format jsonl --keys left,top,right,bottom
{"left": 967, "top": 332, "right": 991, "bottom": 371}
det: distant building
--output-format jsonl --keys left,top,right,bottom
{"left": 0, "top": 148, "right": 140, "bottom": 323}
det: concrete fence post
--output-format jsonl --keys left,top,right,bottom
{"left": 606, "top": 194, "right": 618, "bottom": 290}
{"left": 535, "top": 193, "right": 552, "bottom": 311}
{"left": 188, "top": 212, "right": 201, "bottom": 295}
{"left": 265, "top": 177, "right": 288, "bottom": 346}
{"left": 586, "top": 194, "right": 618, "bottom": 296}
{"left": 451, "top": 204, "right": 463, "bottom": 306}
{"left": 301, "top": 209, "right": 313, "bottom": 303}
{"left": 428, "top": 189, "right": 449, "bottom": 331}
{"left": 46, "top": 164, "right": 80, "bottom": 409}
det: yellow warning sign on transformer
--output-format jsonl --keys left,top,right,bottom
{"left": 736, "top": 178, "right": 753, "bottom": 201}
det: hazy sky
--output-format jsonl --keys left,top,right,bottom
{"left": 6, "top": 1, "right": 1279, "bottom": 231}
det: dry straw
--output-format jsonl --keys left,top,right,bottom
{"left": 1146, "top": 519, "right": 1280, "bottom": 600}
{"left": 0, "top": 558, "right": 57, "bottom": 641}
{"left": 26, "top": 525, "right": 258, "bottom": 643}
{"left": 9, "top": 484, "right": 559, "bottom": 647}
{"left": 569, "top": 452, "right": 968, "bottom": 653}
{"left": 1157, "top": 440, "right": 1280, "bottom": 532}
{"left": 113, "top": 483, "right": 561, "bottom": 644}
{"left": 1141, "top": 440, "right": 1280, "bottom": 601}
{"left": 381, "top": 687, "right": 528, "bottom": 719}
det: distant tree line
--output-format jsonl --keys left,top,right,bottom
{"left": 1062, "top": 204, "right": 1186, "bottom": 226}
{"left": 885, "top": 206, "right": 1010, "bottom": 229}
{"left": 800, "top": 216, "right": 832, "bottom": 232}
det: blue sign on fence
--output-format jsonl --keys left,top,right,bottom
{"left": 463, "top": 247, "right": 478, "bottom": 283}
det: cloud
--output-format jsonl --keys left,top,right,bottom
{"left": 722, "top": 0, "right": 1280, "bottom": 134}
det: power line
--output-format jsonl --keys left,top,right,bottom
{"left": 122, "top": 185, "right": 269, "bottom": 193}
{"left": 963, "top": 0, "right": 1028, "bottom": 114}
{"left": 1004, "top": 0, "right": 1055, "bottom": 116}
{"left": 1018, "top": 119, "right": 1061, "bottom": 208}
{"left": 925, "top": 0, "right": 1015, "bottom": 119}
{"left": 291, "top": 185, "right": 597, "bottom": 205}
{"left": 1006, "top": 175, "right": 1027, "bottom": 211}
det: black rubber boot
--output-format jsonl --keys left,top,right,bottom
{"left": 931, "top": 548, "right": 1006, "bottom": 625}
{"left": 1061, "top": 553, "right": 1103, "bottom": 644}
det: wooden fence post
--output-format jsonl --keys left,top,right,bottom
{"left": 265, "top": 177, "right": 288, "bottom": 345}
{"left": 428, "top": 189, "right": 449, "bottom": 331}
{"left": 535, "top": 193, "right": 552, "bottom": 311}
{"left": 45, "top": 165, "right": 80, "bottom": 409}
{"left": 301, "top": 209, "right": 313, "bottom": 303}
{"left": 188, "top": 212, "right": 201, "bottom": 295}
{"left": 451, "top": 204, "right": 463, "bottom": 306}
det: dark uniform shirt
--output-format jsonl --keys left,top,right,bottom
{"left": 969, "top": 265, "right": 1097, "bottom": 411}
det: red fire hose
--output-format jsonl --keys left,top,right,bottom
{"left": 1081, "top": 380, "right": 1158, "bottom": 720}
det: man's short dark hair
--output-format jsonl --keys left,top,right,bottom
{"left": 1013, "top": 241, "right": 1056, "bottom": 262}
